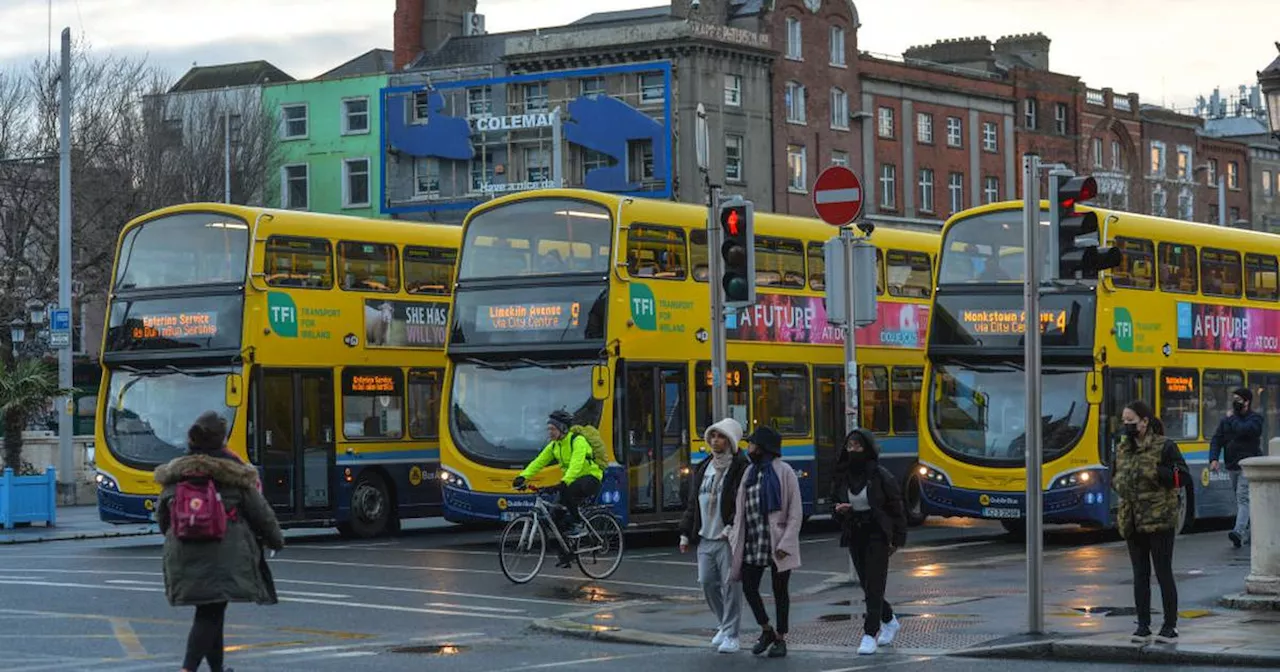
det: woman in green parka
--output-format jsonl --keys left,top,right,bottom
{"left": 1112, "top": 400, "right": 1190, "bottom": 646}
{"left": 156, "top": 411, "right": 285, "bottom": 672}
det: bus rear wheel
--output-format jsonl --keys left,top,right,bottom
{"left": 1176, "top": 482, "right": 1195, "bottom": 535}
{"left": 340, "top": 471, "right": 393, "bottom": 539}
{"left": 904, "top": 473, "right": 927, "bottom": 527}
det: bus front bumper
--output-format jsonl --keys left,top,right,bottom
{"left": 97, "top": 488, "right": 158, "bottom": 524}
{"left": 921, "top": 480, "right": 1110, "bottom": 526}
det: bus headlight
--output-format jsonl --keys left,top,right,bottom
{"left": 1051, "top": 470, "right": 1096, "bottom": 490}
{"left": 94, "top": 471, "right": 119, "bottom": 492}
{"left": 437, "top": 468, "right": 470, "bottom": 491}
{"left": 917, "top": 465, "right": 950, "bottom": 485}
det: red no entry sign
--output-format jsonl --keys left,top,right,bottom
{"left": 812, "top": 166, "right": 864, "bottom": 226}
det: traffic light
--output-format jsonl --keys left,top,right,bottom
{"left": 1052, "top": 174, "right": 1121, "bottom": 280}
{"left": 718, "top": 197, "right": 756, "bottom": 307}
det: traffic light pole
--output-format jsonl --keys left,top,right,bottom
{"left": 707, "top": 186, "right": 729, "bottom": 421}
{"left": 1022, "top": 153, "right": 1044, "bottom": 635}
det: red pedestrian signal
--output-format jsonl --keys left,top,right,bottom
{"left": 717, "top": 199, "right": 755, "bottom": 307}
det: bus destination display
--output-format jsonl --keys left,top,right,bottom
{"left": 931, "top": 292, "right": 1095, "bottom": 350}
{"left": 131, "top": 311, "right": 218, "bottom": 341}
{"left": 956, "top": 308, "right": 1069, "bottom": 337}
{"left": 476, "top": 301, "right": 581, "bottom": 332}
{"left": 348, "top": 374, "right": 397, "bottom": 393}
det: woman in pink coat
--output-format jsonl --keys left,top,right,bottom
{"left": 728, "top": 425, "right": 803, "bottom": 658}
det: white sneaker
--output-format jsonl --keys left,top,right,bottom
{"left": 718, "top": 636, "right": 740, "bottom": 653}
{"left": 711, "top": 628, "right": 726, "bottom": 647}
{"left": 857, "top": 634, "right": 877, "bottom": 655}
{"left": 877, "top": 616, "right": 901, "bottom": 646}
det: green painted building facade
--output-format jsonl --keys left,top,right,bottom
{"left": 262, "top": 69, "right": 389, "bottom": 218}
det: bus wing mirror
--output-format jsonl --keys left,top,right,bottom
{"left": 1086, "top": 372, "right": 1102, "bottom": 406}
{"left": 591, "top": 365, "right": 610, "bottom": 401}
{"left": 226, "top": 374, "right": 245, "bottom": 408}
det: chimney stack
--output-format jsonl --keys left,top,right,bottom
{"left": 393, "top": 0, "right": 423, "bottom": 70}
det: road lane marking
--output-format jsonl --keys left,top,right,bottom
{"left": 413, "top": 631, "right": 485, "bottom": 641}
{"left": 425, "top": 602, "right": 524, "bottom": 613}
{"left": 899, "top": 540, "right": 996, "bottom": 554}
{"left": 105, "top": 579, "right": 350, "bottom": 600}
{"left": 820, "top": 655, "right": 935, "bottom": 671}
{"left": 484, "top": 652, "right": 656, "bottom": 671}
{"left": 109, "top": 618, "right": 147, "bottom": 659}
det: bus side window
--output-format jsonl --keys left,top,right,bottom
{"left": 1158, "top": 242, "right": 1197, "bottom": 294}
{"left": 404, "top": 245, "right": 456, "bottom": 295}
{"left": 1159, "top": 368, "right": 1200, "bottom": 441}
{"left": 752, "top": 363, "right": 810, "bottom": 436}
{"left": 860, "top": 366, "right": 890, "bottom": 434}
{"left": 1249, "top": 372, "right": 1280, "bottom": 448}
{"left": 626, "top": 224, "right": 687, "bottom": 280}
{"left": 1201, "top": 248, "right": 1242, "bottom": 298}
{"left": 690, "top": 229, "right": 710, "bottom": 282}
{"left": 694, "top": 361, "right": 750, "bottom": 434}
{"left": 407, "top": 368, "right": 443, "bottom": 439}
{"left": 875, "top": 249, "right": 886, "bottom": 295}
{"left": 341, "top": 367, "right": 404, "bottom": 440}
{"left": 755, "top": 237, "right": 806, "bottom": 289}
{"left": 1111, "top": 236, "right": 1155, "bottom": 290}
{"left": 1202, "top": 369, "right": 1244, "bottom": 441}
{"left": 808, "top": 242, "right": 825, "bottom": 291}
{"left": 890, "top": 367, "right": 923, "bottom": 434}
{"left": 886, "top": 249, "right": 932, "bottom": 298}
{"left": 265, "top": 236, "right": 333, "bottom": 289}
{"left": 1245, "top": 253, "right": 1278, "bottom": 301}
{"left": 339, "top": 241, "right": 399, "bottom": 292}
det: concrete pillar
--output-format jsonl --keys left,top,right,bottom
{"left": 1242, "top": 456, "right": 1280, "bottom": 596}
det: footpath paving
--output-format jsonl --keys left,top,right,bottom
{"left": 533, "top": 529, "right": 1280, "bottom": 667}
{"left": 0, "top": 504, "right": 155, "bottom": 544}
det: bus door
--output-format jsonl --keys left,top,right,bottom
{"left": 812, "top": 366, "right": 846, "bottom": 511}
{"left": 622, "top": 363, "right": 690, "bottom": 524}
{"left": 256, "top": 369, "right": 336, "bottom": 520}
{"left": 1102, "top": 368, "right": 1155, "bottom": 468}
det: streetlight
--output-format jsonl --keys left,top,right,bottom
{"left": 1258, "top": 42, "right": 1280, "bottom": 139}
{"left": 9, "top": 317, "right": 26, "bottom": 361}
{"left": 1194, "top": 163, "right": 1227, "bottom": 226}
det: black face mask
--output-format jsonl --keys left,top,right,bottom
{"left": 749, "top": 450, "right": 765, "bottom": 464}
{"left": 845, "top": 450, "right": 869, "bottom": 468}
{"left": 1233, "top": 400, "right": 1246, "bottom": 414}
{"left": 1123, "top": 422, "right": 1140, "bottom": 439}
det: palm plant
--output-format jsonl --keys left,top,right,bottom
{"left": 0, "top": 359, "right": 70, "bottom": 474}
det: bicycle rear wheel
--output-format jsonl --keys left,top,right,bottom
{"left": 576, "top": 513, "right": 624, "bottom": 580}
{"left": 499, "top": 516, "right": 546, "bottom": 584}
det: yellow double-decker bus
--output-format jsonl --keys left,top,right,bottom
{"left": 94, "top": 204, "right": 459, "bottom": 537}
{"left": 918, "top": 199, "right": 1268, "bottom": 533}
{"left": 437, "top": 188, "right": 940, "bottom": 527}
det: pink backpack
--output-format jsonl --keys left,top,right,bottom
{"left": 171, "top": 477, "right": 229, "bottom": 541}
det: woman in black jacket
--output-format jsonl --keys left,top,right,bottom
{"left": 832, "top": 428, "right": 908, "bottom": 656}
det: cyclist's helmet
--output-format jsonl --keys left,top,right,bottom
{"left": 548, "top": 410, "right": 573, "bottom": 434}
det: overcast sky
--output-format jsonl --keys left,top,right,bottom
{"left": 0, "top": 0, "right": 1274, "bottom": 111}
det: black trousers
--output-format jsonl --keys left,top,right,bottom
{"left": 849, "top": 522, "right": 895, "bottom": 637}
{"left": 182, "top": 601, "right": 228, "bottom": 671}
{"left": 561, "top": 475, "right": 601, "bottom": 526}
{"left": 742, "top": 562, "right": 792, "bottom": 635}
{"left": 1126, "top": 529, "right": 1178, "bottom": 629}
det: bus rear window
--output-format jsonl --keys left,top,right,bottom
{"left": 459, "top": 199, "right": 612, "bottom": 280}
{"left": 114, "top": 213, "right": 248, "bottom": 290}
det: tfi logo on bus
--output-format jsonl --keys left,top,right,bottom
{"left": 268, "top": 293, "right": 299, "bottom": 338}
{"left": 629, "top": 284, "right": 657, "bottom": 331}
{"left": 1114, "top": 307, "right": 1134, "bottom": 352}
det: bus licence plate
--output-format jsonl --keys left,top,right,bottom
{"left": 982, "top": 507, "right": 1021, "bottom": 519}
{"left": 500, "top": 512, "right": 519, "bottom": 521}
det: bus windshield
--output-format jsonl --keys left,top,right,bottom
{"left": 458, "top": 199, "right": 612, "bottom": 280}
{"left": 938, "top": 209, "right": 1045, "bottom": 285}
{"left": 449, "top": 361, "right": 603, "bottom": 466}
{"left": 104, "top": 369, "right": 235, "bottom": 468}
{"left": 929, "top": 361, "right": 1088, "bottom": 463}
{"left": 114, "top": 213, "right": 249, "bottom": 290}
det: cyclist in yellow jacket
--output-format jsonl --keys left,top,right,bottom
{"left": 512, "top": 410, "right": 604, "bottom": 544}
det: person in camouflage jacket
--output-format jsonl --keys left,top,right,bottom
{"left": 1111, "top": 400, "right": 1189, "bottom": 645}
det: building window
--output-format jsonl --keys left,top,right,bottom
{"left": 640, "top": 73, "right": 665, "bottom": 103}
{"left": 627, "top": 140, "right": 654, "bottom": 182}
{"left": 878, "top": 106, "right": 894, "bottom": 138}
{"left": 1264, "top": 170, "right": 1275, "bottom": 197}
{"left": 1206, "top": 158, "right": 1219, "bottom": 184}
{"left": 525, "top": 147, "right": 550, "bottom": 182}
{"left": 282, "top": 164, "right": 308, "bottom": 209}
{"left": 831, "top": 150, "right": 849, "bottom": 167}
{"left": 879, "top": 164, "right": 897, "bottom": 210}
{"left": 1111, "top": 140, "right": 1122, "bottom": 170}
{"left": 414, "top": 158, "right": 439, "bottom": 196}
{"left": 1178, "top": 190, "right": 1193, "bottom": 220}
{"left": 725, "top": 134, "right": 744, "bottom": 182}
{"left": 342, "top": 158, "right": 370, "bottom": 208}
{"left": 983, "top": 176, "right": 999, "bottom": 204}
{"left": 467, "top": 87, "right": 491, "bottom": 116}
{"left": 412, "top": 92, "right": 429, "bottom": 121}
{"left": 281, "top": 103, "right": 308, "bottom": 139}
{"left": 982, "top": 121, "right": 997, "bottom": 152}
{"left": 946, "top": 116, "right": 962, "bottom": 148}
{"left": 918, "top": 168, "right": 934, "bottom": 213}
{"left": 1093, "top": 138, "right": 1104, "bottom": 167}
{"left": 787, "top": 145, "right": 807, "bottom": 192}
{"left": 1151, "top": 187, "right": 1167, "bottom": 217}
{"left": 580, "top": 77, "right": 605, "bottom": 96}
{"left": 948, "top": 172, "right": 964, "bottom": 213}
{"left": 785, "top": 16, "right": 802, "bottom": 59}
{"left": 1177, "top": 148, "right": 1191, "bottom": 180}
{"left": 524, "top": 82, "right": 548, "bottom": 112}
{"left": 1231, "top": 206, "right": 1241, "bottom": 222}
{"left": 1228, "top": 161, "right": 1240, "bottom": 189}
{"left": 917, "top": 113, "right": 933, "bottom": 144}
{"left": 1209, "top": 203, "right": 1220, "bottom": 224}
{"left": 785, "top": 81, "right": 806, "bottom": 123}
{"left": 342, "top": 98, "right": 369, "bottom": 134}
{"left": 724, "top": 74, "right": 742, "bottom": 107}
{"left": 1024, "top": 98, "right": 1037, "bottom": 129}
{"left": 830, "top": 26, "right": 846, "bottom": 66}
{"left": 1054, "top": 103, "right": 1068, "bottom": 134}
{"left": 830, "top": 88, "right": 849, "bottom": 130}
{"left": 471, "top": 150, "right": 495, "bottom": 192}
{"left": 1149, "top": 142, "right": 1166, "bottom": 176}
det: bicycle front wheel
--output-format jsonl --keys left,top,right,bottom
{"left": 499, "top": 516, "right": 546, "bottom": 584}
{"left": 576, "top": 513, "right": 624, "bottom": 580}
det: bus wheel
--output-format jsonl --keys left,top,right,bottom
{"left": 904, "top": 473, "right": 927, "bottom": 527}
{"left": 1001, "top": 519, "right": 1026, "bottom": 539}
{"left": 346, "top": 471, "right": 392, "bottom": 539}
{"left": 1176, "top": 483, "right": 1195, "bottom": 535}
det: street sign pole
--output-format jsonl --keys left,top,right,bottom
{"left": 57, "top": 28, "right": 74, "bottom": 502}
{"left": 1022, "top": 153, "right": 1044, "bottom": 635}
{"left": 695, "top": 103, "right": 729, "bottom": 421}
{"left": 841, "top": 227, "right": 859, "bottom": 435}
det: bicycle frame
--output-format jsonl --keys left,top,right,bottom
{"left": 514, "top": 487, "right": 603, "bottom": 554}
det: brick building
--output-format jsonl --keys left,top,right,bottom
{"left": 1077, "top": 87, "right": 1142, "bottom": 211}
{"left": 1198, "top": 134, "right": 1252, "bottom": 226}
{"left": 1139, "top": 105, "right": 1201, "bottom": 221}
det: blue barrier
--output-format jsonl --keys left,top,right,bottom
{"left": 0, "top": 467, "right": 57, "bottom": 529}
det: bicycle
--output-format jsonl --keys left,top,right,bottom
{"left": 498, "top": 484, "right": 625, "bottom": 584}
